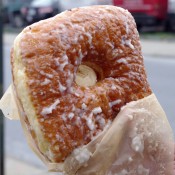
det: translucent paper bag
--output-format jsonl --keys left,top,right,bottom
{"left": 0, "top": 85, "right": 174, "bottom": 175}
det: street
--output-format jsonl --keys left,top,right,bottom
{"left": 3, "top": 36, "right": 175, "bottom": 172}
{"left": 145, "top": 56, "right": 175, "bottom": 134}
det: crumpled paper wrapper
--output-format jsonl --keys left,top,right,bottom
{"left": 0, "top": 85, "right": 174, "bottom": 175}
{"left": 0, "top": 85, "right": 20, "bottom": 120}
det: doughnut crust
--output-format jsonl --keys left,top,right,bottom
{"left": 11, "top": 5, "right": 151, "bottom": 162}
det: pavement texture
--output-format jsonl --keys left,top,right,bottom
{"left": 5, "top": 156, "right": 63, "bottom": 175}
{"left": 5, "top": 156, "right": 44, "bottom": 175}
{"left": 141, "top": 39, "right": 175, "bottom": 58}
{"left": 3, "top": 32, "right": 175, "bottom": 174}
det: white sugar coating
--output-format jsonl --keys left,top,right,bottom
{"left": 84, "top": 32, "right": 92, "bottom": 45}
{"left": 117, "top": 169, "right": 128, "bottom": 175}
{"left": 58, "top": 81, "right": 67, "bottom": 93}
{"left": 61, "top": 114, "right": 67, "bottom": 122}
{"left": 56, "top": 134, "right": 64, "bottom": 142}
{"left": 41, "top": 78, "right": 51, "bottom": 86}
{"left": 66, "top": 125, "right": 72, "bottom": 130}
{"left": 68, "top": 112, "right": 74, "bottom": 119}
{"left": 75, "top": 116, "right": 82, "bottom": 126}
{"left": 128, "top": 156, "right": 133, "bottom": 162}
{"left": 137, "top": 164, "right": 150, "bottom": 175}
{"left": 74, "top": 92, "right": 80, "bottom": 97}
{"left": 131, "top": 135, "right": 144, "bottom": 153}
{"left": 59, "top": 54, "right": 69, "bottom": 71}
{"left": 117, "top": 58, "right": 128, "bottom": 64}
{"left": 41, "top": 99, "right": 60, "bottom": 116}
{"left": 28, "top": 79, "right": 35, "bottom": 85}
{"left": 121, "top": 36, "right": 126, "bottom": 45}
{"left": 82, "top": 103, "right": 87, "bottom": 110}
{"left": 78, "top": 49, "right": 84, "bottom": 61}
{"left": 86, "top": 114, "right": 95, "bottom": 131}
{"left": 40, "top": 118, "right": 44, "bottom": 122}
{"left": 125, "top": 39, "right": 135, "bottom": 49}
{"left": 125, "top": 21, "right": 129, "bottom": 34}
{"left": 110, "top": 51, "right": 117, "bottom": 59}
{"left": 109, "top": 99, "right": 121, "bottom": 108}
{"left": 73, "top": 148, "right": 91, "bottom": 164}
{"left": 118, "top": 49, "right": 123, "bottom": 54}
{"left": 39, "top": 91, "right": 44, "bottom": 95}
{"left": 97, "top": 116, "right": 106, "bottom": 128}
{"left": 72, "top": 104, "right": 76, "bottom": 111}
{"left": 54, "top": 58, "right": 60, "bottom": 67}
{"left": 121, "top": 36, "right": 134, "bottom": 50}
{"left": 91, "top": 94, "right": 96, "bottom": 100}
{"left": 79, "top": 35, "right": 84, "bottom": 40}
{"left": 111, "top": 84, "right": 116, "bottom": 90}
{"left": 87, "top": 118, "right": 95, "bottom": 131}
{"left": 39, "top": 70, "right": 53, "bottom": 79}
{"left": 73, "top": 24, "right": 85, "bottom": 32}
{"left": 92, "top": 107, "right": 102, "bottom": 115}
{"left": 66, "top": 71, "right": 74, "bottom": 88}
{"left": 49, "top": 88, "right": 57, "bottom": 93}
{"left": 106, "top": 40, "right": 114, "bottom": 49}
{"left": 72, "top": 33, "right": 79, "bottom": 43}
{"left": 58, "top": 23, "right": 66, "bottom": 29}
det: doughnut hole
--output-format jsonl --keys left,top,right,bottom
{"left": 75, "top": 64, "right": 103, "bottom": 87}
{"left": 83, "top": 62, "right": 104, "bottom": 81}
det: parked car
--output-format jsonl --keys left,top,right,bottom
{"left": 21, "top": 0, "right": 61, "bottom": 25}
{"left": 113, "top": 0, "right": 168, "bottom": 30}
{"left": 166, "top": 0, "right": 175, "bottom": 31}
{"left": 6, "top": 0, "right": 32, "bottom": 28}
{"left": 2, "top": 5, "right": 9, "bottom": 24}
{"left": 113, "top": 0, "right": 175, "bottom": 31}
{"left": 58, "top": 0, "right": 112, "bottom": 12}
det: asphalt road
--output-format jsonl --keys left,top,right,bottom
{"left": 3, "top": 44, "right": 175, "bottom": 168}
{"left": 144, "top": 56, "right": 175, "bottom": 135}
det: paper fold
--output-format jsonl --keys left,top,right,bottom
{"left": 0, "top": 85, "right": 174, "bottom": 175}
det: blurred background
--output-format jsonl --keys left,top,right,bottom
{"left": 0, "top": 0, "right": 175, "bottom": 174}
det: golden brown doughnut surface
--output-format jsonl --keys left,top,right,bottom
{"left": 11, "top": 5, "right": 151, "bottom": 162}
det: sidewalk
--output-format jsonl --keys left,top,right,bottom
{"left": 141, "top": 39, "right": 175, "bottom": 58}
{"left": 4, "top": 33, "right": 17, "bottom": 46}
{"left": 5, "top": 156, "right": 63, "bottom": 175}
{"left": 5, "top": 156, "right": 44, "bottom": 175}
{"left": 4, "top": 32, "right": 175, "bottom": 58}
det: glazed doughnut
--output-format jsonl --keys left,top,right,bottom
{"left": 11, "top": 5, "right": 151, "bottom": 162}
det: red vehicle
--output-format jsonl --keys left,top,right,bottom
{"left": 113, "top": 0, "right": 168, "bottom": 29}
